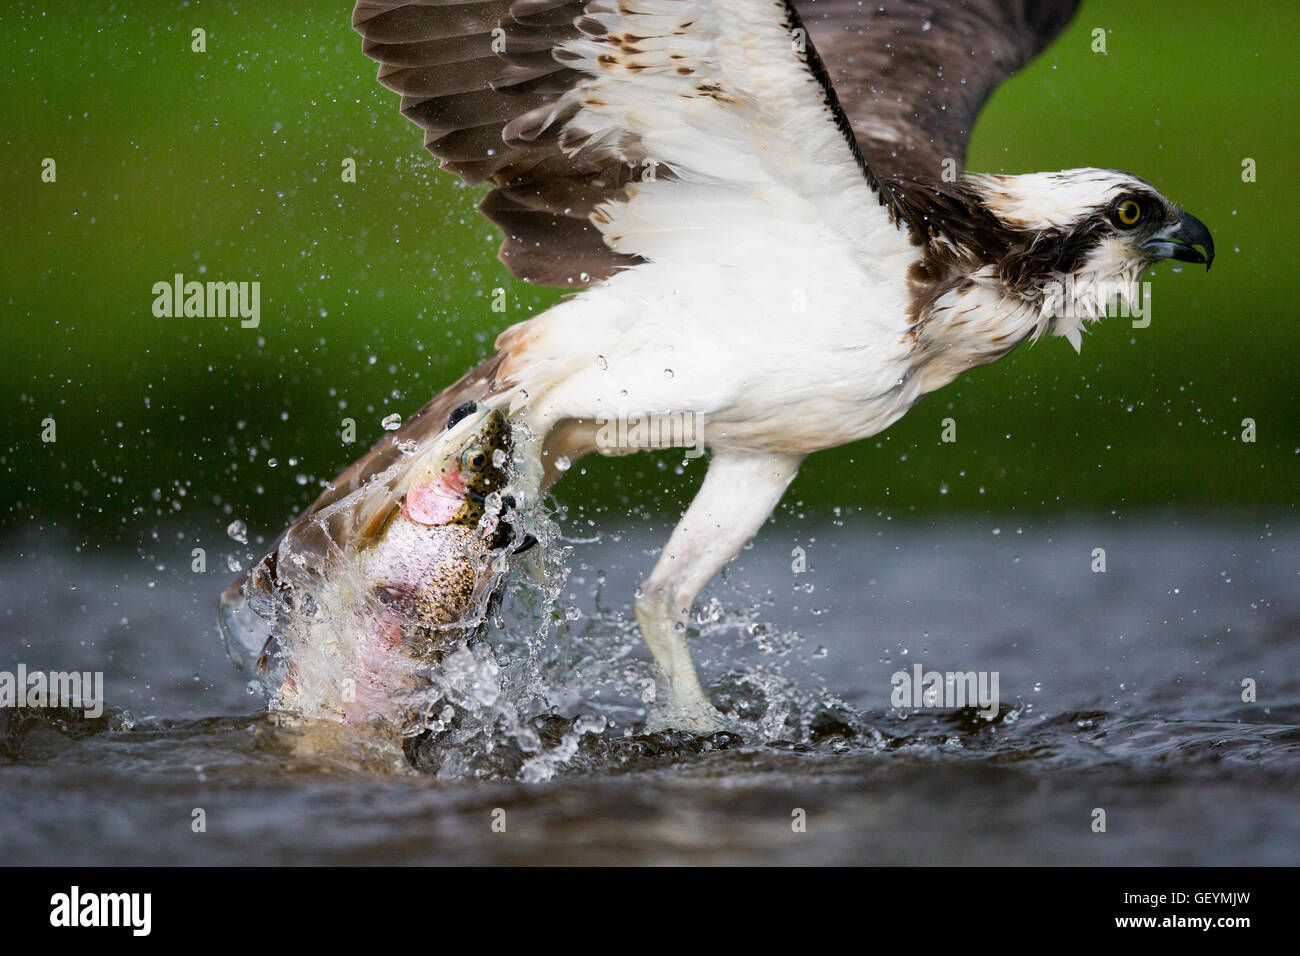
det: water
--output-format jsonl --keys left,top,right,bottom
{"left": 1, "top": 515, "right": 1297, "bottom": 864}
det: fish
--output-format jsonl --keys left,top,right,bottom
{"left": 349, "top": 400, "right": 521, "bottom": 651}
{"left": 220, "top": 401, "right": 532, "bottom": 726}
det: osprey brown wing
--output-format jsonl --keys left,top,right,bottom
{"left": 353, "top": 0, "right": 645, "bottom": 286}
{"left": 797, "top": 0, "right": 1081, "bottom": 181}
{"left": 355, "top": 1, "right": 1078, "bottom": 285}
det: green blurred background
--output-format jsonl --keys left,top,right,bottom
{"left": 1, "top": 0, "right": 1296, "bottom": 551}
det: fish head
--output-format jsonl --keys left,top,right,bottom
{"left": 400, "top": 403, "right": 511, "bottom": 528}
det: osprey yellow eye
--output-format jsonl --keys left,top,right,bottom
{"left": 1116, "top": 199, "right": 1142, "bottom": 226}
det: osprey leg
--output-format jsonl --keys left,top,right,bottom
{"left": 636, "top": 450, "right": 804, "bottom": 732}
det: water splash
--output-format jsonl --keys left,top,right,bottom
{"left": 217, "top": 417, "right": 869, "bottom": 781}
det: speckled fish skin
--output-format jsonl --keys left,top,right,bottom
{"left": 360, "top": 407, "right": 512, "bottom": 650}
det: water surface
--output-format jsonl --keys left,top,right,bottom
{"left": 2, "top": 514, "right": 1296, "bottom": 865}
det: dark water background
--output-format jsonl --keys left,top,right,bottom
{"left": 1, "top": 513, "right": 1296, "bottom": 865}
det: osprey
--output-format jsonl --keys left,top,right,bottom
{"left": 230, "top": 0, "right": 1214, "bottom": 731}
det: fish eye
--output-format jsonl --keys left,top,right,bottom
{"left": 461, "top": 449, "right": 487, "bottom": 472}
{"left": 1113, "top": 198, "right": 1142, "bottom": 227}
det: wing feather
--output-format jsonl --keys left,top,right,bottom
{"left": 356, "top": 0, "right": 1079, "bottom": 285}
{"left": 798, "top": 0, "right": 1081, "bottom": 180}
{"left": 354, "top": 0, "right": 895, "bottom": 286}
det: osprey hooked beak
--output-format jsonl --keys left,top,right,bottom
{"left": 1141, "top": 210, "right": 1216, "bottom": 271}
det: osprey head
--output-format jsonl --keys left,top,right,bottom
{"left": 971, "top": 168, "right": 1215, "bottom": 274}
{"left": 894, "top": 167, "right": 1216, "bottom": 364}
{"left": 959, "top": 168, "right": 1214, "bottom": 352}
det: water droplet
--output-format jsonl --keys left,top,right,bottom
{"left": 696, "top": 597, "right": 723, "bottom": 625}
{"left": 663, "top": 368, "right": 674, "bottom": 379}
{"left": 596, "top": 354, "right": 608, "bottom": 370}
{"left": 381, "top": 412, "right": 402, "bottom": 431}
{"left": 554, "top": 455, "right": 571, "bottom": 472}
{"left": 226, "top": 519, "right": 248, "bottom": 543}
